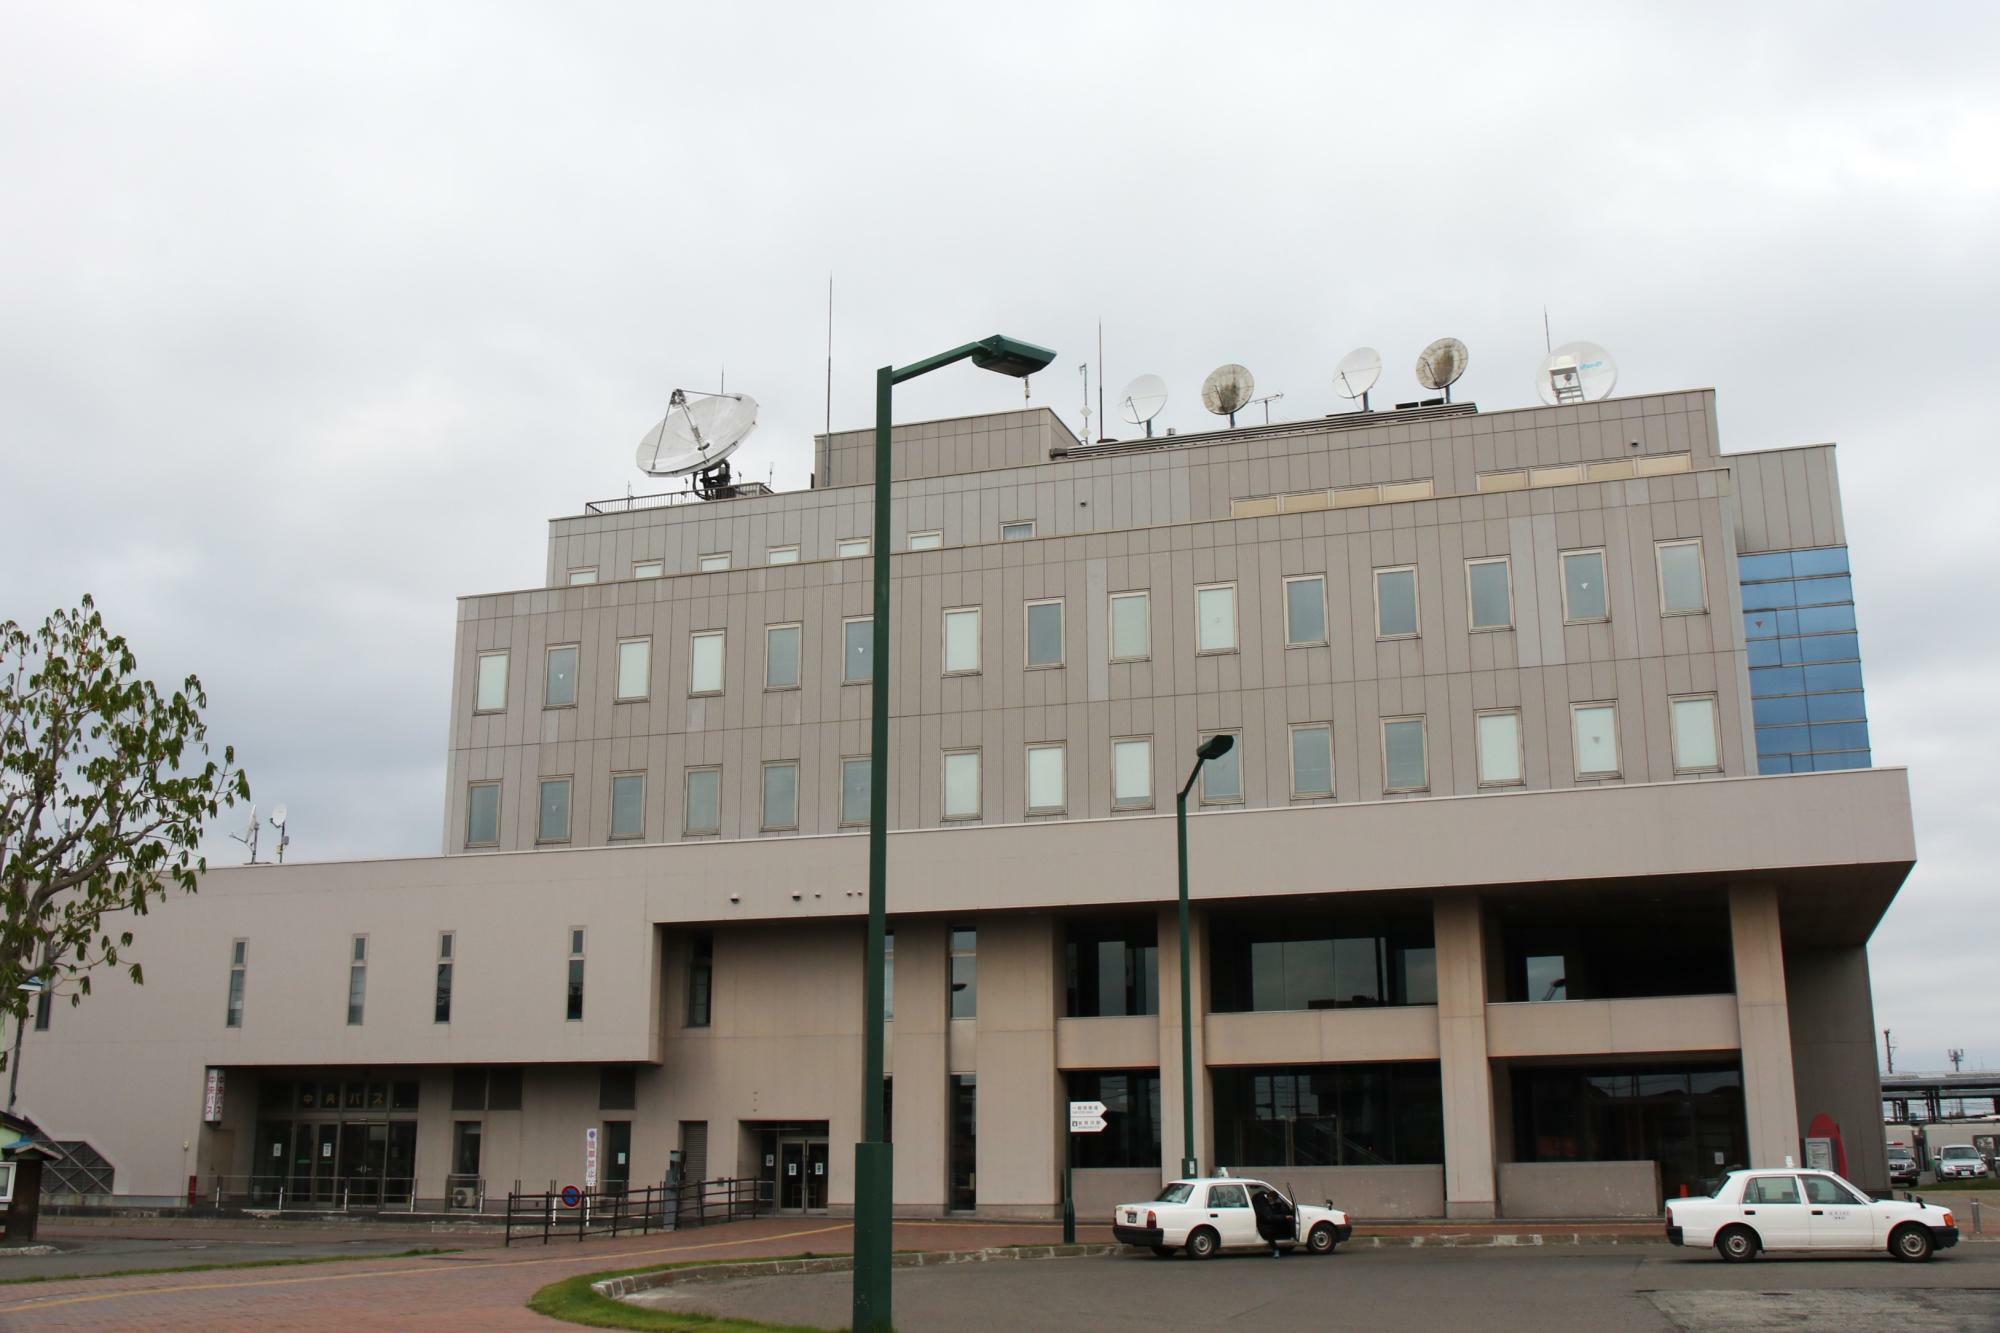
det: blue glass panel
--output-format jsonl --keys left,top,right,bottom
{"left": 1757, "top": 725, "right": 1807, "bottom": 755}
{"left": 1813, "top": 751, "right": 1870, "bottom": 772}
{"left": 1779, "top": 637, "right": 1807, "bottom": 665}
{"left": 1747, "top": 640, "right": 1782, "bottom": 667}
{"left": 1740, "top": 581, "right": 1798, "bottom": 611}
{"left": 1757, "top": 753, "right": 1793, "bottom": 774}
{"left": 1791, "top": 575, "right": 1853, "bottom": 606}
{"left": 1754, "top": 696, "right": 1810, "bottom": 726}
{"left": 1790, "top": 547, "right": 1850, "bottom": 576}
{"left": 1796, "top": 633, "right": 1859, "bottom": 664}
{"left": 1811, "top": 722, "right": 1871, "bottom": 751}
{"left": 1750, "top": 666, "right": 1806, "bottom": 698}
{"left": 1807, "top": 692, "right": 1867, "bottom": 723}
{"left": 1797, "top": 604, "right": 1857, "bottom": 634}
{"left": 1737, "top": 552, "right": 1795, "bottom": 581}
{"left": 1805, "top": 661, "right": 1865, "bottom": 692}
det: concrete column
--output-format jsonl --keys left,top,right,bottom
{"left": 973, "top": 916, "right": 1061, "bottom": 1217}
{"left": 1156, "top": 904, "right": 1210, "bottom": 1177}
{"left": 889, "top": 921, "right": 947, "bottom": 1213}
{"left": 1434, "top": 893, "right": 1497, "bottom": 1219}
{"left": 1786, "top": 942, "right": 1887, "bottom": 1192}
{"left": 1730, "top": 882, "right": 1802, "bottom": 1169}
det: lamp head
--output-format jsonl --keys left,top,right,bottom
{"left": 1196, "top": 734, "right": 1235, "bottom": 763}
{"left": 970, "top": 335, "right": 1057, "bottom": 378}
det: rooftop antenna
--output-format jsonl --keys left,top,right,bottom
{"left": 1884, "top": 1028, "right": 1896, "bottom": 1075}
{"left": 1118, "top": 373, "right": 1168, "bottom": 438}
{"left": 1537, "top": 341, "right": 1618, "bottom": 406}
{"left": 1078, "top": 362, "right": 1092, "bottom": 442}
{"left": 1245, "top": 392, "right": 1285, "bottom": 425}
{"left": 1949, "top": 1048, "right": 1965, "bottom": 1072}
{"left": 825, "top": 274, "right": 833, "bottom": 442}
{"left": 1333, "top": 347, "right": 1382, "bottom": 412}
{"left": 635, "top": 387, "right": 760, "bottom": 500}
{"left": 1543, "top": 305, "right": 1552, "bottom": 354}
{"left": 1201, "top": 363, "right": 1255, "bottom": 427}
{"left": 1415, "top": 337, "right": 1469, "bottom": 404}
{"left": 230, "top": 804, "right": 259, "bottom": 865}
{"left": 1096, "top": 321, "right": 1110, "bottom": 442}
{"left": 269, "top": 804, "right": 291, "bottom": 865}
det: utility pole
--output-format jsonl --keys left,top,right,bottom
{"left": 1949, "top": 1048, "right": 1965, "bottom": 1073}
{"left": 1883, "top": 1028, "right": 1896, "bottom": 1075}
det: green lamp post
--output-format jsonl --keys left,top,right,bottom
{"left": 854, "top": 335, "right": 1055, "bottom": 1333}
{"left": 1175, "top": 733, "right": 1233, "bottom": 1176}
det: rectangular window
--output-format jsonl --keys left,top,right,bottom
{"left": 836, "top": 537, "right": 870, "bottom": 559}
{"left": 452, "top": 1121, "right": 483, "bottom": 1178}
{"left": 1210, "top": 905, "right": 1438, "bottom": 1012}
{"left": 1572, "top": 703, "right": 1620, "bottom": 778}
{"left": 1476, "top": 710, "right": 1524, "bottom": 786}
{"left": 475, "top": 651, "right": 508, "bottom": 713}
{"left": 697, "top": 552, "right": 731, "bottom": 573}
{"left": 1110, "top": 591, "right": 1150, "bottom": 661}
{"left": 1025, "top": 599, "right": 1064, "bottom": 668}
{"left": 1466, "top": 557, "right": 1512, "bottom": 631}
{"left": 634, "top": 560, "right": 663, "bottom": 579}
{"left": 537, "top": 777, "right": 572, "bottom": 842}
{"left": 761, "top": 761, "right": 798, "bottom": 831}
{"left": 1671, "top": 695, "right": 1722, "bottom": 773}
{"left": 684, "top": 767, "right": 721, "bottom": 835}
{"left": 949, "top": 927, "right": 977, "bottom": 1019}
{"left": 1285, "top": 575, "right": 1327, "bottom": 646}
{"left": 1561, "top": 549, "right": 1608, "bottom": 623}
{"left": 615, "top": 638, "right": 651, "bottom": 701}
{"left": 567, "top": 567, "right": 598, "bottom": 586}
{"left": 1064, "top": 917, "right": 1159, "bottom": 1017}
{"left": 465, "top": 781, "right": 500, "bottom": 847}
{"left": 1112, "top": 737, "right": 1153, "bottom": 808}
{"left": 686, "top": 932, "right": 713, "bottom": 1027}
{"left": 943, "top": 750, "right": 981, "bottom": 820}
{"left": 1026, "top": 742, "right": 1065, "bottom": 813}
{"left": 545, "top": 644, "right": 579, "bottom": 708}
{"left": 1657, "top": 539, "right": 1707, "bottom": 614}
{"left": 610, "top": 772, "right": 646, "bottom": 840}
{"left": 435, "top": 932, "right": 454, "bottom": 1024}
{"left": 765, "top": 623, "right": 802, "bottom": 689}
{"left": 843, "top": 617, "right": 873, "bottom": 683}
{"left": 1382, "top": 717, "right": 1428, "bottom": 793}
{"left": 1001, "top": 520, "right": 1035, "bottom": 541}
{"left": 908, "top": 530, "right": 942, "bottom": 550}
{"left": 766, "top": 545, "right": 799, "bottom": 565}
{"left": 226, "top": 939, "right": 247, "bottom": 1028}
{"left": 1290, "top": 724, "right": 1334, "bottom": 798}
{"left": 840, "top": 757, "right": 871, "bottom": 826}
{"left": 346, "top": 936, "right": 367, "bottom": 1026}
{"left": 1201, "top": 732, "right": 1242, "bottom": 803}
{"left": 689, "top": 630, "right": 725, "bottom": 695}
{"left": 1375, "top": 566, "right": 1419, "bottom": 638}
{"left": 1212, "top": 1064, "right": 1444, "bottom": 1167}
{"left": 1066, "top": 1071, "right": 1163, "bottom": 1169}
{"left": 949, "top": 1074, "right": 977, "bottom": 1211}
{"left": 943, "top": 607, "right": 981, "bottom": 674}
{"left": 1196, "top": 583, "right": 1237, "bottom": 653}
{"left": 567, "top": 928, "right": 585, "bottom": 1022}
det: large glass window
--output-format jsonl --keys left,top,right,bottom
{"left": 1290, "top": 724, "right": 1333, "bottom": 798}
{"left": 1561, "top": 549, "right": 1608, "bottom": 623}
{"left": 1382, "top": 718, "right": 1427, "bottom": 792}
{"left": 1200, "top": 732, "right": 1242, "bottom": 803}
{"left": 1212, "top": 1063, "right": 1444, "bottom": 1168}
{"left": 346, "top": 936, "right": 367, "bottom": 1026}
{"left": 465, "top": 781, "right": 500, "bottom": 847}
{"left": 545, "top": 644, "right": 579, "bottom": 707}
{"left": 765, "top": 624, "right": 802, "bottom": 689}
{"left": 1671, "top": 696, "right": 1721, "bottom": 773}
{"left": 537, "top": 776, "right": 571, "bottom": 842}
{"left": 1065, "top": 917, "right": 1157, "bottom": 1017}
{"left": 1739, "top": 546, "right": 1869, "bottom": 774}
{"left": 1210, "top": 906, "right": 1437, "bottom": 1012}
{"left": 1656, "top": 540, "right": 1706, "bottom": 614}
{"left": 943, "top": 750, "right": 981, "bottom": 820}
{"left": 1572, "top": 704, "right": 1620, "bottom": 778}
{"left": 1026, "top": 743, "right": 1065, "bottom": 814}
{"left": 475, "top": 651, "right": 508, "bottom": 713}
{"left": 610, "top": 772, "right": 645, "bottom": 840}
{"left": 615, "top": 638, "right": 651, "bottom": 701}
{"left": 435, "top": 932, "right": 454, "bottom": 1024}
{"left": 943, "top": 608, "right": 981, "bottom": 674}
{"left": 1110, "top": 591, "right": 1150, "bottom": 661}
{"left": 226, "top": 939, "right": 247, "bottom": 1028}
{"left": 843, "top": 617, "right": 872, "bottom": 683}
{"left": 761, "top": 762, "right": 798, "bottom": 831}
{"left": 1375, "top": 567, "right": 1418, "bottom": 638}
{"left": 1285, "top": 576, "right": 1326, "bottom": 646}
{"left": 684, "top": 767, "right": 721, "bottom": 835}
{"left": 689, "top": 631, "right": 725, "bottom": 695}
{"left": 1466, "top": 558, "right": 1512, "bottom": 631}
{"left": 1493, "top": 887, "right": 1734, "bottom": 1002}
{"left": 1112, "top": 738, "right": 1152, "bottom": 808}
{"left": 949, "top": 927, "right": 977, "bottom": 1019}
{"left": 1510, "top": 1063, "right": 1746, "bottom": 1199}
{"left": 566, "top": 928, "right": 586, "bottom": 1022}
{"left": 1067, "top": 1071, "right": 1162, "bottom": 1169}
{"left": 1196, "top": 584, "right": 1237, "bottom": 653}
{"left": 840, "top": 757, "right": 870, "bottom": 826}
{"left": 1026, "top": 599, "right": 1064, "bottom": 668}
{"left": 1476, "top": 710, "right": 1523, "bottom": 786}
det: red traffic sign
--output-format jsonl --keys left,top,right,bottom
{"left": 559, "top": 1184, "right": 582, "bottom": 1208}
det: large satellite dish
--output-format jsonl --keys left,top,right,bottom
{"left": 1415, "top": 337, "right": 1469, "bottom": 402}
{"left": 1536, "top": 340, "right": 1618, "bottom": 405}
{"left": 1201, "top": 363, "right": 1255, "bottom": 426}
{"left": 1333, "top": 347, "right": 1382, "bottom": 411}
{"left": 636, "top": 389, "right": 759, "bottom": 479}
{"left": 1119, "top": 374, "right": 1169, "bottom": 437}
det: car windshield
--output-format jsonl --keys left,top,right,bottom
{"left": 1153, "top": 1183, "right": 1194, "bottom": 1204}
{"left": 1943, "top": 1147, "right": 1978, "bottom": 1158}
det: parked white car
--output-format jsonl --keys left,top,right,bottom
{"left": 1936, "top": 1145, "right": 1989, "bottom": 1180}
{"left": 1112, "top": 1176, "right": 1352, "bottom": 1259}
{"left": 1666, "top": 1168, "right": 1958, "bottom": 1263}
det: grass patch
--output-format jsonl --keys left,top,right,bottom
{"left": 0, "top": 1246, "right": 457, "bottom": 1286}
{"left": 527, "top": 1256, "right": 835, "bottom": 1332}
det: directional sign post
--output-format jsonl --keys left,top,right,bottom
{"left": 1064, "top": 1100, "right": 1110, "bottom": 1244}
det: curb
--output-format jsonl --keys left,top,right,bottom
{"left": 595, "top": 1244, "right": 1120, "bottom": 1299}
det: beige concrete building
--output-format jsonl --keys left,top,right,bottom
{"left": 18, "top": 387, "right": 1913, "bottom": 1220}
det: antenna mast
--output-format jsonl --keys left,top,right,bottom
{"left": 1097, "top": 321, "right": 1108, "bottom": 442}
{"left": 1078, "top": 362, "right": 1092, "bottom": 443}
{"left": 825, "top": 274, "right": 833, "bottom": 441}
{"left": 1883, "top": 1028, "right": 1896, "bottom": 1074}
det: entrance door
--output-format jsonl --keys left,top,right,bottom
{"left": 805, "top": 1141, "right": 829, "bottom": 1211}
{"left": 603, "top": 1122, "right": 632, "bottom": 1195}
{"left": 779, "top": 1141, "right": 806, "bottom": 1211}
{"left": 339, "top": 1123, "right": 386, "bottom": 1206}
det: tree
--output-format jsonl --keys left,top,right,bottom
{"left": 1, "top": 596, "right": 249, "bottom": 1101}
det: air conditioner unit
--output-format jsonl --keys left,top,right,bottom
{"left": 450, "top": 1186, "right": 477, "bottom": 1209}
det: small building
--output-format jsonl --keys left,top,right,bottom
{"left": 1, "top": 1111, "right": 57, "bottom": 1243}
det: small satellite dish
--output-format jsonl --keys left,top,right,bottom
{"left": 1201, "top": 364, "right": 1255, "bottom": 426}
{"left": 243, "top": 804, "right": 258, "bottom": 839}
{"left": 1536, "top": 341, "right": 1618, "bottom": 405}
{"left": 270, "top": 804, "right": 288, "bottom": 829}
{"left": 1333, "top": 347, "right": 1382, "bottom": 411}
{"left": 635, "top": 389, "right": 759, "bottom": 478}
{"left": 1415, "top": 338, "right": 1469, "bottom": 402}
{"left": 1118, "top": 374, "right": 1169, "bottom": 437}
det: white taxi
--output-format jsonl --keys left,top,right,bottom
{"left": 1111, "top": 1176, "right": 1352, "bottom": 1259}
{"left": 1666, "top": 1168, "right": 1958, "bottom": 1262}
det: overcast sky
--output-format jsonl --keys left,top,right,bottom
{"left": 4, "top": 4, "right": 1995, "bottom": 1073}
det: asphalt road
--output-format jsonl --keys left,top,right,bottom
{"left": 631, "top": 1243, "right": 2000, "bottom": 1332}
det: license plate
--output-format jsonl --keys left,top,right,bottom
{"left": 1124, "top": 1210, "right": 1137, "bottom": 1223}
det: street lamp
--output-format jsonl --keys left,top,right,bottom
{"left": 1175, "top": 733, "right": 1233, "bottom": 1177}
{"left": 8, "top": 976, "right": 48, "bottom": 1114}
{"left": 854, "top": 334, "right": 1056, "bottom": 1333}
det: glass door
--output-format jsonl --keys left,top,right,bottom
{"left": 804, "top": 1141, "right": 829, "bottom": 1211}
{"left": 779, "top": 1141, "right": 806, "bottom": 1211}
{"left": 603, "top": 1122, "right": 632, "bottom": 1195}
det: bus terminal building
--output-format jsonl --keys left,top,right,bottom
{"left": 18, "top": 385, "right": 1915, "bottom": 1221}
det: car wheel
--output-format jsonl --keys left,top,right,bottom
{"left": 1149, "top": 1245, "right": 1175, "bottom": 1259}
{"left": 1307, "top": 1223, "right": 1337, "bottom": 1255}
{"left": 1186, "top": 1226, "right": 1219, "bottom": 1260}
{"left": 1890, "top": 1224, "right": 1933, "bottom": 1263}
{"left": 1716, "top": 1225, "right": 1759, "bottom": 1263}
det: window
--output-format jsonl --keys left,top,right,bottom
{"left": 634, "top": 560, "right": 663, "bottom": 579}
{"left": 600, "top": 1066, "right": 638, "bottom": 1111}
{"left": 686, "top": 932, "right": 713, "bottom": 1027}
{"left": 1572, "top": 704, "right": 1620, "bottom": 778}
{"left": 537, "top": 777, "right": 572, "bottom": 842}
{"left": 1196, "top": 584, "right": 1237, "bottom": 653}
{"left": 1065, "top": 917, "right": 1157, "bottom": 1017}
{"left": 943, "top": 750, "right": 981, "bottom": 820}
{"left": 697, "top": 552, "right": 731, "bottom": 573}
{"left": 943, "top": 607, "right": 981, "bottom": 674}
{"left": 949, "top": 1074, "right": 977, "bottom": 1210}
{"left": 435, "top": 932, "right": 454, "bottom": 1024}
{"left": 1656, "top": 539, "right": 1706, "bottom": 614}
{"left": 1561, "top": 549, "right": 1608, "bottom": 623}
{"left": 843, "top": 617, "right": 873, "bottom": 683}
{"left": 452, "top": 1122, "right": 482, "bottom": 1178}
{"left": 761, "top": 761, "right": 798, "bottom": 831}
{"left": 545, "top": 644, "right": 579, "bottom": 708}
{"left": 908, "top": 530, "right": 942, "bottom": 551}
{"left": 1066, "top": 1071, "right": 1162, "bottom": 1168}
{"left": 1025, "top": 598, "right": 1064, "bottom": 668}
{"left": 765, "top": 623, "right": 802, "bottom": 689}
{"left": 1804, "top": 1173, "right": 1866, "bottom": 1206}
{"left": 1382, "top": 718, "right": 1428, "bottom": 793}
{"left": 615, "top": 637, "right": 651, "bottom": 701}
{"left": 1211, "top": 905, "right": 1437, "bottom": 1011}
{"left": 1001, "top": 520, "right": 1035, "bottom": 541}
{"left": 566, "top": 928, "right": 586, "bottom": 1022}
{"left": 1743, "top": 1175, "right": 1802, "bottom": 1206}
{"left": 1466, "top": 557, "right": 1512, "bottom": 631}
{"left": 567, "top": 567, "right": 598, "bottom": 586}
{"left": 465, "top": 781, "right": 500, "bottom": 847}
{"left": 684, "top": 767, "right": 721, "bottom": 835}
{"left": 1112, "top": 737, "right": 1153, "bottom": 808}
{"left": 1477, "top": 710, "right": 1523, "bottom": 786}
{"left": 1201, "top": 732, "right": 1242, "bottom": 803}
{"left": 610, "top": 772, "right": 646, "bottom": 840}
{"left": 689, "top": 630, "right": 725, "bottom": 695}
{"left": 226, "top": 939, "right": 247, "bottom": 1028}
{"left": 836, "top": 537, "right": 870, "bottom": 559}
{"left": 840, "top": 757, "right": 871, "bottom": 825}
{"left": 346, "top": 936, "right": 367, "bottom": 1026}
{"left": 1671, "top": 695, "right": 1721, "bottom": 773}
{"left": 949, "top": 927, "right": 977, "bottom": 1019}
{"left": 1290, "top": 724, "right": 1334, "bottom": 798}
{"left": 475, "top": 651, "right": 508, "bottom": 713}
{"left": 1208, "top": 1182, "right": 1249, "bottom": 1210}
{"left": 1375, "top": 566, "right": 1419, "bottom": 638}
{"left": 1110, "top": 591, "right": 1150, "bottom": 661}
{"left": 1213, "top": 1064, "right": 1444, "bottom": 1167}
{"left": 767, "top": 545, "right": 799, "bottom": 565}
{"left": 1026, "top": 742, "right": 1065, "bottom": 813}
{"left": 1284, "top": 575, "right": 1327, "bottom": 646}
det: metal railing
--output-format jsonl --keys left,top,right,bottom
{"left": 503, "top": 1176, "right": 771, "bottom": 1246}
{"left": 200, "top": 1175, "right": 489, "bottom": 1214}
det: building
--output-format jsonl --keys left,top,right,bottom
{"left": 18, "top": 384, "right": 1915, "bottom": 1220}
